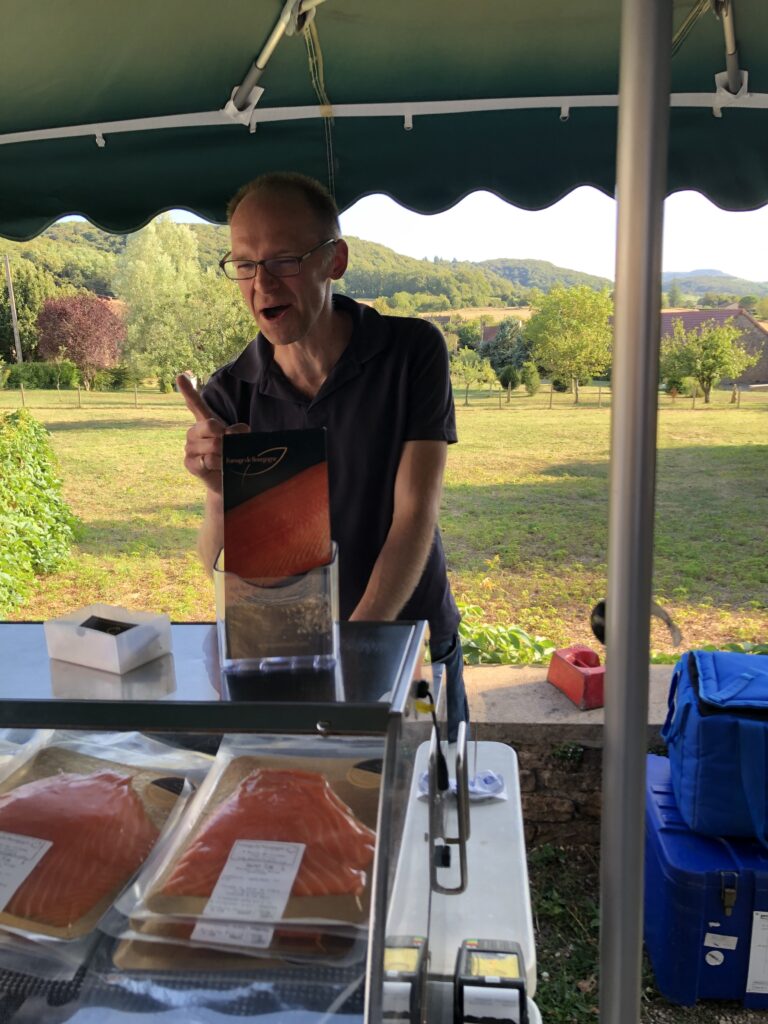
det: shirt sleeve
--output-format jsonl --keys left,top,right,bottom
{"left": 403, "top": 320, "right": 458, "bottom": 444}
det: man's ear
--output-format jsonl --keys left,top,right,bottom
{"left": 330, "top": 239, "right": 349, "bottom": 280}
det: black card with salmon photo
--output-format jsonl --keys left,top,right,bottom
{"left": 222, "top": 429, "right": 332, "bottom": 580}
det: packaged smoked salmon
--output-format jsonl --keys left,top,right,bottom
{"left": 0, "top": 730, "right": 213, "bottom": 951}
{"left": 116, "top": 734, "right": 384, "bottom": 961}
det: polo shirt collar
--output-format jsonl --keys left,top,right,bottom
{"left": 226, "top": 295, "right": 390, "bottom": 400}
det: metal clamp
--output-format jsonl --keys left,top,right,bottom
{"left": 428, "top": 720, "right": 470, "bottom": 895}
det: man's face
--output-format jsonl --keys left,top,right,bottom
{"left": 228, "top": 189, "right": 348, "bottom": 346}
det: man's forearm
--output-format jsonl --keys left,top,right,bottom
{"left": 197, "top": 490, "right": 224, "bottom": 577}
{"left": 350, "top": 515, "right": 436, "bottom": 622}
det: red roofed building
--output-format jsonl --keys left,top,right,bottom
{"left": 660, "top": 307, "right": 768, "bottom": 386}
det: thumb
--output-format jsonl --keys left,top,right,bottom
{"left": 176, "top": 373, "right": 221, "bottom": 423}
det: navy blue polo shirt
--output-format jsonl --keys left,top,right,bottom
{"left": 202, "top": 294, "right": 460, "bottom": 640}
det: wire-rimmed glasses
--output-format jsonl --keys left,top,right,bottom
{"left": 219, "top": 238, "right": 338, "bottom": 280}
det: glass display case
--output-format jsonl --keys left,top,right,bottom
{"left": 0, "top": 620, "right": 435, "bottom": 1023}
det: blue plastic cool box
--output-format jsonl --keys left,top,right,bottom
{"left": 644, "top": 754, "right": 768, "bottom": 1008}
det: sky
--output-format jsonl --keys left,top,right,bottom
{"left": 173, "top": 186, "right": 768, "bottom": 284}
{"left": 334, "top": 188, "right": 768, "bottom": 284}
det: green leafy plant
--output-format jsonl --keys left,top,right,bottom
{"left": 458, "top": 601, "right": 555, "bottom": 665}
{"left": 0, "top": 410, "right": 77, "bottom": 614}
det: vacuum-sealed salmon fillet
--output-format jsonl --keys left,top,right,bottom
{"left": 161, "top": 768, "right": 375, "bottom": 901}
{"left": 0, "top": 770, "right": 158, "bottom": 929}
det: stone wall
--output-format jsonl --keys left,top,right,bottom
{"left": 473, "top": 719, "right": 664, "bottom": 847}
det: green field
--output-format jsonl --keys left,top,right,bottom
{"left": 2, "top": 386, "right": 766, "bottom": 656}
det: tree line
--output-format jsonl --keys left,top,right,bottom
{"left": 0, "top": 220, "right": 759, "bottom": 401}
{"left": 446, "top": 286, "right": 759, "bottom": 405}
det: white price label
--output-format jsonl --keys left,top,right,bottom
{"left": 747, "top": 911, "right": 768, "bottom": 994}
{"left": 191, "top": 919, "right": 274, "bottom": 950}
{"left": 0, "top": 831, "right": 53, "bottom": 911}
{"left": 202, "top": 840, "right": 304, "bottom": 923}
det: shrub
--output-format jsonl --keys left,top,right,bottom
{"left": 521, "top": 360, "right": 541, "bottom": 396}
{"left": 498, "top": 365, "right": 520, "bottom": 390}
{"left": 681, "top": 376, "right": 704, "bottom": 398}
{"left": 107, "top": 365, "right": 133, "bottom": 390}
{"left": 0, "top": 410, "right": 77, "bottom": 614}
{"left": 551, "top": 377, "right": 570, "bottom": 393}
{"left": 458, "top": 602, "right": 554, "bottom": 665}
{"left": 5, "top": 361, "right": 80, "bottom": 389}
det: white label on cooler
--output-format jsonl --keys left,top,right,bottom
{"left": 704, "top": 932, "right": 738, "bottom": 950}
{"left": 746, "top": 911, "right": 768, "bottom": 994}
{"left": 0, "top": 831, "right": 53, "bottom": 910}
{"left": 202, "top": 840, "right": 304, "bottom": 922}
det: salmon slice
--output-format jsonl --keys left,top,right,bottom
{"left": 162, "top": 769, "right": 375, "bottom": 900}
{"left": 0, "top": 770, "right": 159, "bottom": 928}
{"left": 224, "top": 462, "right": 332, "bottom": 579}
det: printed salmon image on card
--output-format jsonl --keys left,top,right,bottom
{"left": 222, "top": 430, "right": 332, "bottom": 581}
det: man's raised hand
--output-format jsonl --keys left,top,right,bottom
{"left": 177, "top": 374, "right": 248, "bottom": 493}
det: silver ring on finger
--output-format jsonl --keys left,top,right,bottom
{"left": 199, "top": 454, "right": 207, "bottom": 472}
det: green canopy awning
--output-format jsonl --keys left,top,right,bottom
{"left": 1, "top": 0, "right": 767, "bottom": 239}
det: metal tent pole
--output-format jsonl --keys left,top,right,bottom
{"left": 599, "top": 1, "right": 672, "bottom": 1022}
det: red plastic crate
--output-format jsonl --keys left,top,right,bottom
{"left": 546, "top": 645, "right": 605, "bottom": 710}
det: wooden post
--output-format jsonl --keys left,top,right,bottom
{"left": 134, "top": 384, "right": 139, "bottom": 408}
{"left": 19, "top": 382, "right": 25, "bottom": 407}
{"left": 691, "top": 388, "right": 696, "bottom": 410}
{"left": 77, "top": 386, "right": 82, "bottom": 408}
{"left": 598, "top": 386, "right": 602, "bottom": 408}
{"left": 737, "top": 386, "right": 741, "bottom": 408}
{"left": 498, "top": 388, "right": 502, "bottom": 408}
{"left": 549, "top": 384, "right": 554, "bottom": 409}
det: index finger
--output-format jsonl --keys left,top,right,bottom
{"left": 176, "top": 373, "right": 221, "bottom": 423}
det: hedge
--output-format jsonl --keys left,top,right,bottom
{"left": 0, "top": 410, "right": 77, "bottom": 614}
{"left": 5, "top": 361, "right": 80, "bottom": 390}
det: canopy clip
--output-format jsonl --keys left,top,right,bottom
{"left": 286, "top": 0, "right": 325, "bottom": 36}
{"left": 712, "top": 68, "right": 748, "bottom": 117}
{"left": 94, "top": 132, "right": 106, "bottom": 148}
{"left": 403, "top": 110, "right": 413, "bottom": 131}
{"left": 222, "top": 84, "right": 265, "bottom": 133}
{"left": 559, "top": 105, "right": 570, "bottom": 122}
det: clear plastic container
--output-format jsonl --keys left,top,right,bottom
{"left": 214, "top": 544, "right": 339, "bottom": 673}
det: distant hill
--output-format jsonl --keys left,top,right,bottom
{"left": 662, "top": 269, "right": 768, "bottom": 298}
{"left": 480, "top": 258, "right": 612, "bottom": 292}
{"left": 5, "top": 220, "right": 767, "bottom": 307}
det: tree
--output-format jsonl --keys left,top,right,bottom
{"left": 0, "top": 258, "right": 59, "bottom": 362}
{"left": 525, "top": 285, "right": 613, "bottom": 403}
{"left": 114, "top": 218, "right": 252, "bottom": 388}
{"left": 449, "top": 348, "right": 495, "bottom": 406}
{"left": 455, "top": 319, "right": 483, "bottom": 350}
{"left": 37, "top": 295, "right": 125, "bottom": 388}
{"left": 520, "top": 360, "right": 540, "bottom": 396}
{"left": 756, "top": 296, "right": 768, "bottom": 320}
{"left": 738, "top": 295, "right": 759, "bottom": 314}
{"left": 498, "top": 364, "right": 520, "bottom": 402}
{"left": 667, "top": 279, "right": 683, "bottom": 307}
{"left": 479, "top": 316, "right": 525, "bottom": 373}
{"left": 660, "top": 317, "right": 760, "bottom": 403}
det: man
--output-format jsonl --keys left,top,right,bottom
{"left": 179, "top": 172, "right": 468, "bottom": 740}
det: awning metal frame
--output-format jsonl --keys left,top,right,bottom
{"left": 0, "top": 82, "right": 765, "bottom": 149}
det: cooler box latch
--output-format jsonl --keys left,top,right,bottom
{"left": 720, "top": 871, "right": 739, "bottom": 916}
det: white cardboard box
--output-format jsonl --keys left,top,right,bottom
{"left": 44, "top": 604, "right": 172, "bottom": 674}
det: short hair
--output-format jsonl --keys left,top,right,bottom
{"left": 227, "top": 172, "right": 341, "bottom": 236}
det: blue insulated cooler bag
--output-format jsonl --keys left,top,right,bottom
{"left": 662, "top": 650, "right": 768, "bottom": 840}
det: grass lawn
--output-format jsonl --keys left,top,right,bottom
{"left": 2, "top": 385, "right": 766, "bottom": 657}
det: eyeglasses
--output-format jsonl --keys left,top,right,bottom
{"left": 219, "top": 238, "right": 338, "bottom": 280}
